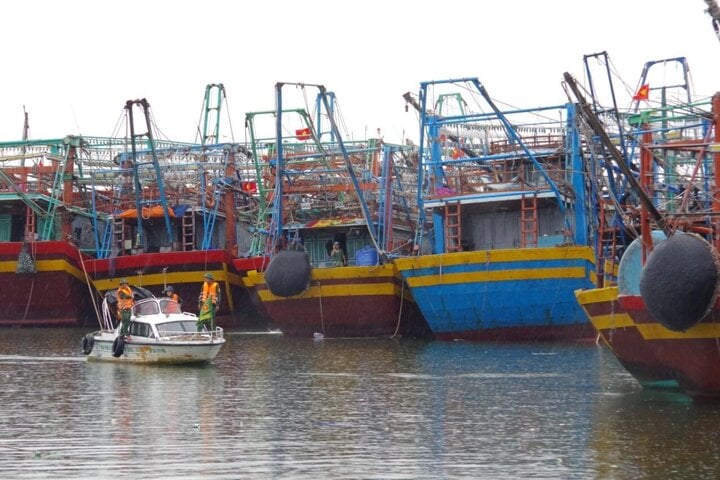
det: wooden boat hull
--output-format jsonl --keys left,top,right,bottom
{"left": 394, "top": 246, "right": 597, "bottom": 341}
{"left": 85, "top": 249, "right": 264, "bottom": 330}
{"left": 243, "top": 263, "right": 430, "bottom": 338}
{"left": 0, "top": 241, "right": 96, "bottom": 327}
{"left": 576, "top": 286, "right": 720, "bottom": 398}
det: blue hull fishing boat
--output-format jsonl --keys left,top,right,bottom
{"left": 394, "top": 78, "right": 597, "bottom": 341}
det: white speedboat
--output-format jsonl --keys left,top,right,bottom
{"left": 82, "top": 296, "right": 225, "bottom": 365}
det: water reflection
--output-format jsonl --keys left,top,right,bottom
{"left": 0, "top": 329, "right": 718, "bottom": 479}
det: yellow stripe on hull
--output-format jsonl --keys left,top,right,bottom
{"left": 394, "top": 245, "right": 594, "bottom": 270}
{"left": 574, "top": 286, "right": 618, "bottom": 304}
{"left": 91, "top": 269, "right": 243, "bottom": 292}
{"left": 243, "top": 264, "right": 398, "bottom": 290}
{"left": 576, "top": 286, "right": 720, "bottom": 339}
{"left": 258, "top": 282, "right": 398, "bottom": 302}
{"left": 407, "top": 266, "right": 587, "bottom": 288}
{"left": 0, "top": 259, "right": 86, "bottom": 282}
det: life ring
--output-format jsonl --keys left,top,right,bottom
{"left": 112, "top": 336, "right": 125, "bottom": 358}
{"left": 81, "top": 334, "right": 95, "bottom": 355}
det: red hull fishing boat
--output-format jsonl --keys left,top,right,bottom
{"left": 569, "top": 52, "right": 720, "bottom": 399}
{"left": 0, "top": 87, "right": 266, "bottom": 328}
{"left": 241, "top": 83, "right": 429, "bottom": 338}
{"left": 81, "top": 91, "right": 265, "bottom": 329}
{"left": 0, "top": 241, "right": 96, "bottom": 326}
{"left": 0, "top": 135, "right": 120, "bottom": 326}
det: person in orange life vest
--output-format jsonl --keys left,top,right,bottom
{"left": 163, "top": 285, "right": 183, "bottom": 307}
{"left": 197, "top": 272, "right": 220, "bottom": 331}
{"left": 116, "top": 278, "right": 134, "bottom": 336}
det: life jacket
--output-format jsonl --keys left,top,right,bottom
{"left": 117, "top": 285, "right": 134, "bottom": 311}
{"left": 201, "top": 281, "right": 220, "bottom": 305}
{"left": 170, "top": 293, "right": 180, "bottom": 304}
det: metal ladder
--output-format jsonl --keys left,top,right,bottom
{"left": 520, "top": 194, "right": 538, "bottom": 248}
{"left": 24, "top": 206, "right": 36, "bottom": 241}
{"left": 112, "top": 218, "right": 125, "bottom": 253}
{"left": 182, "top": 210, "right": 195, "bottom": 251}
{"left": 596, "top": 204, "right": 618, "bottom": 287}
{"left": 444, "top": 201, "right": 462, "bottom": 252}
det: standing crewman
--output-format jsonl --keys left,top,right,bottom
{"left": 197, "top": 272, "right": 220, "bottom": 331}
{"left": 164, "top": 285, "right": 183, "bottom": 307}
{"left": 116, "top": 278, "right": 134, "bottom": 337}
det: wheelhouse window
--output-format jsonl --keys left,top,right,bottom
{"left": 129, "top": 321, "right": 152, "bottom": 338}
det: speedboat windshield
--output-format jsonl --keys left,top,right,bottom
{"left": 133, "top": 300, "right": 160, "bottom": 316}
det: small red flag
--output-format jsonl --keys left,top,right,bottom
{"left": 295, "top": 127, "right": 312, "bottom": 141}
{"left": 633, "top": 84, "right": 650, "bottom": 101}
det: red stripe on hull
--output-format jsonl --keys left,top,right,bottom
{"left": 263, "top": 295, "right": 428, "bottom": 338}
{"left": 232, "top": 256, "right": 271, "bottom": 273}
{"left": 84, "top": 249, "right": 235, "bottom": 275}
{"left": 0, "top": 241, "right": 88, "bottom": 259}
{"left": 589, "top": 296, "right": 720, "bottom": 398}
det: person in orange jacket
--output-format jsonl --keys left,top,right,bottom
{"left": 197, "top": 272, "right": 220, "bottom": 331}
{"left": 163, "top": 285, "right": 183, "bottom": 307}
{"left": 116, "top": 278, "right": 134, "bottom": 336}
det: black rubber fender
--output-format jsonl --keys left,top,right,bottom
{"left": 640, "top": 232, "right": 720, "bottom": 331}
{"left": 111, "top": 336, "right": 125, "bottom": 358}
{"left": 264, "top": 250, "right": 312, "bottom": 297}
{"left": 81, "top": 334, "right": 95, "bottom": 355}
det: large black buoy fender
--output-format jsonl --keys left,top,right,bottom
{"left": 111, "top": 336, "right": 125, "bottom": 358}
{"left": 640, "top": 232, "right": 720, "bottom": 332}
{"left": 81, "top": 334, "right": 95, "bottom": 355}
{"left": 264, "top": 250, "right": 312, "bottom": 297}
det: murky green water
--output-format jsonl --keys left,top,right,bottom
{"left": 0, "top": 328, "right": 718, "bottom": 479}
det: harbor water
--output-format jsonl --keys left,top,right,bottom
{"left": 1, "top": 327, "right": 720, "bottom": 479}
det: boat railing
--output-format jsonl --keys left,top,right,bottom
{"left": 489, "top": 133, "right": 565, "bottom": 154}
{"left": 156, "top": 326, "right": 224, "bottom": 342}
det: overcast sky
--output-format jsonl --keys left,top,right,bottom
{"left": 1, "top": 0, "right": 718, "bottom": 145}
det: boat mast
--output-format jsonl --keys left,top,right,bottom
{"left": 705, "top": 0, "right": 720, "bottom": 42}
{"left": 20, "top": 106, "right": 29, "bottom": 167}
{"left": 199, "top": 83, "right": 227, "bottom": 145}
{"left": 125, "top": 99, "right": 173, "bottom": 248}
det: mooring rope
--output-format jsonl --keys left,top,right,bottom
{"left": 317, "top": 279, "right": 326, "bottom": 336}
{"left": 390, "top": 278, "right": 405, "bottom": 339}
{"left": 21, "top": 278, "right": 35, "bottom": 322}
{"left": 77, "top": 242, "right": 102, "bottom": 328}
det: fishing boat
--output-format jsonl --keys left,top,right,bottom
{"left": 80, "top": 90, "right": 266, "bottom": 330}
{"left": 82, "top": 290, "right": 225, "bottom": 364}
{"left": 241, "top": 83, "right": 430, "bottom": 338}
{"left": 0, "top": 135, "right": 133, "bottom": 327}
{"left": 569, "top": 52, "right": 720, "bottom": 398}
{"left": 0, "top": 86, "right": 266, "bottom": 329}
{"left": 393, "top": 78, "right": 597, "bottom": 341}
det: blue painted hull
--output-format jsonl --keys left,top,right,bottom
{"left": 394, "top": 246, "right": 597, "bottom": 341}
